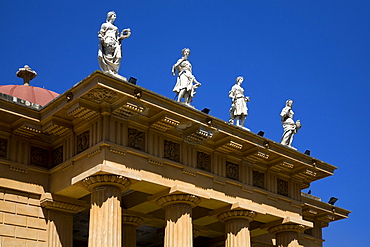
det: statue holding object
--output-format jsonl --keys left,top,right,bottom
{"left": 229, "top": 76, "right": 250, "bottom": 128}
{"left": 280, "top": 99, "right": 302, "bottom": 148}
{"left": 98, "top": 11, "right": 131, "bottom": 75}
{"left": 172, "top": 48, "right": 201, "bottom": 106}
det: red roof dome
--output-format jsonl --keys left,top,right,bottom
{"left": 0, "top": 84, "right": 59, "bottom": 106}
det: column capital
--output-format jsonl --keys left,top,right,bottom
{"left": 157, "top": 194, "right": 201, "bottom": 208}
{"left": 122, "top": 215, "right": 144, "bottom": 227}
{"left": 81, "top": 174, "right": 131, "bottom": 191}
{"left": 268, "top": 224, "right": 306, "bottom": 234}
{"left": 40, "top": 193, "right": 86, "bottom": 214}
{"left": 218, "top": 210, "right": 256, "bottom": 223}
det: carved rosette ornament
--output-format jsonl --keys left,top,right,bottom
{"left": 77, "top": 131, "right": 90, "bottom": 154}
{"left": 164, "top": 139, "right": 180, "bottom": 162}
{"left": 128, "top": 128, "right": 145, "bottom": 151}
{"left": 226, "top": 161, "right": 239, "bottom": 180}
{"left": 197, "top": 151, "right": 211, "bottom": 171}
{"left": 277, "top": 178, "right": 289, "bottom": 197}
{"left": 81, "top": 174, "right": 131, "bottom": 191}
{"left": 30, "top": 146, "right": 50, "bottom": 168}
{"left": 253, "top": 170, "right": 265, "bottom": 189}
{"left": 0, "top": 138, "right": 8, "bottom": 158}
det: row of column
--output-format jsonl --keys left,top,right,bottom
{"left": 44, "top": 174, "right": 307, "bottom": 247}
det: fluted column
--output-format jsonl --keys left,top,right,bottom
{"left": 122, "top": 215, "right": 143, "bottom": 247}
{"left": 268, "top": 224, "right": 306, "bottom": 247}
{"left": 218, "top": 210, "right": 256, "bottom": 247}
{"left": 82, "top": 174, "right": 131, "bottom": 247}
{"left": 40, "top": 193, "right": 86, "bottom": 247}
{"left": 157, "top": 194, "right": 201, "bottom": 247}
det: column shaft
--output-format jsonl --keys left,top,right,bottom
{"left": 225, "top": 218, "right": 251, "bottom": 247}
{"left": 276, "top": 231, "right": 299, "bottom": 247}
{"left": 164, "top": 203, "right": 193, "bottom": 247}
{"left": 123, "top": 225, "right": 137, "bottom": 247}
{"left": 269, "top": 224, "right": 306, "bottom": 247}
{"left": 89, "top": 185, "right": 122, "bottom": 247}
{"left": 47, "top": 211, "right": 73, "bottom": 247}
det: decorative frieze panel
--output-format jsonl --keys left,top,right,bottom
{"left": 216, "top": 140, "right": 243, "bottom": 154}
{"left": 85, "top": 87, "right": 118, "bottom": 104}
{"left": 112, "top": 101, "right": 144, "bottom": 119}
{"left": 164, "top": 139, "right": 180, "bottom": 162}
{"left": 52, "top": 145, "right": 63, "bottom": 167}
{"left": 277, "top": 178, "right": 288, "bottom": 197}
{"left": 0, "top": 138, "right": 7, "bottom": 158}
{"left": 197, "top": 151, "right": 211, "bottom": 171}
{"left": 253, "top": 170, "right": 265, "bottom": 189}
{"left": 244, "top": 147, "right": 269, "bottom": 163}
{"left": 128, "top": 128, "right": 145, "bottom": 151}
{"left": 184, "top": 126, "right": 213, "bottom": 144}
{"left": 77, "top": 131, "right": 90, "bottom": 154}
{"left": 150, "top": 115, "right": 179, "bottom": 132}
{"left": 30, "top": 146, "right": 50, "bottom": 168}
{"left": 226, "top": 161, "right": 239, "bottom": 180}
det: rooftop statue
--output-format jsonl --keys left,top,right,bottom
{"left": 228, "top": 76, "right": 250, "bottom": 128}
{"left": 98, "top": 11, "right": 131, "bottom": 75}
{"left": 280, "top": 99, "right": 302, "bottom": 149}
{"left": 172, "top": 48, "right": 201, "bottom": 106}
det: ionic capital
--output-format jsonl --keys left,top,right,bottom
{"left": 157, "top": 194, "right": 201, "bottom": 208}
{"left": 218, "top": 210, "right": 256, "bottom": 222}
{"left": 81, "top": 174, "right": 131, "bottom": 191}
{"left": 268, "top": 224, "right": 306, "bottom": 234}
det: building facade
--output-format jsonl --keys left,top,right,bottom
{"left": 0, "top": 71, "right": 350, "bottom": 246}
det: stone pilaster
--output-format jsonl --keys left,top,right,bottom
{"left": 268, "top": 224, "right": 306, "bottom": 247}
{"left": 218, "top": 210, "right": 256, "bottom": 247}
{"left": 122, "top": 215, "right": 143, "bottom": 247}
{"left": 157, "top": 194, "right": 201, "bottom": 247}
{"left": 40, "top": 193, "right": 86, "bottom": 247}
{"left": 82, "top": 174, "right": 131, "bottom": 247}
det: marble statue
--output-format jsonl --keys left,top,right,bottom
{"left": 98, "top": 11, "right": 131, "bottom": 74}
{"left": 228, "top": 76, "right": 250, "bottom": 127}
{"left": 172, "top": 48, "right": 201, "bottom": 105}
{"left": 280, "top": 99, "right": 302, "bottom": 148}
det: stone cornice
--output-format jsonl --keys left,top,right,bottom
{"left": 157, "top": 194, "right": 201, "bottom": 208}
{"left": 268, "top": 224, "right": 306, "bottom": 234}
{"left": 217, "top": 210, "right": 256, "bottom": 222}
{"left": 81, "top": 174, "right": 131, "bottom": 191}
{"left": 40, "top": 193, "right": 86, "bottom": 214}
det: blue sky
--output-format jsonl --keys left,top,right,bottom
{"left": 2, "top": 1, "right": 370, "bottom": 246}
